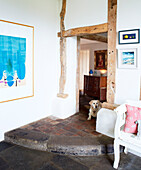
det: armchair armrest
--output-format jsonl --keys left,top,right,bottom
{"left": 114, "top": 104, "right": 127, "bottom": 139}
{"left": 114, "top": 104, "right": 127, "bottom": 115}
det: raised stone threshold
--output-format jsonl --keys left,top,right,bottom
{"left": 5, "top": 128, "right": 123, "bottom": 156}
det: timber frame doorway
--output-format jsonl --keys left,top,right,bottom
{"left": 76, "top": 32, "right": 108, "bottom": 112}
{"left": 57, "top": 0, "right": 117, "bottom": 112}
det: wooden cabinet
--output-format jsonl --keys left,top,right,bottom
{"left": 84, "top": 75, "right": 107, "bottom": 101}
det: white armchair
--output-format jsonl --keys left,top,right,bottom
{"left": 113, "top": 101, "right": 141, "bottom": 169}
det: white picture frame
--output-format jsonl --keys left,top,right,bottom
{"left": 118, "top": 48, "right": 137, "bottom": 69}
{"left": 0, "top": 19, "right": 34, "bottom": 103}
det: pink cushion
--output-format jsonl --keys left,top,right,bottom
{"left": 124, "top": 104, "right": 140, "bottom": 133}
{"left": 138, "top": 108, "right": 141, "bottom": 119}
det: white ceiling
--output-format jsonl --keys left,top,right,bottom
{"left": 80, "top": 32, "right": 107, "bottom": 45}
{"left": 80, "top": 38, "right": 100, "bottom": 45}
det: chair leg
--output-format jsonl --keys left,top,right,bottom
{"left": 124, "top": 147, "right": 128, "bottom": 154}
{"left": 113, "top": 140, "right": 120, "bottom": 169}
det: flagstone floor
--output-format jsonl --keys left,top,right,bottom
{"left": 20, "top": 111, "right": 100, "bottom": 137}
{"left": 2, "top": 95, "right": 141, "bottom": 169}
{"left": 0, "top": 141, "right": 141, "bottom": 170}
{"left": 20, "top": 94, "right": 98, "bottom": 137}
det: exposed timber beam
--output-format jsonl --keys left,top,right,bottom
{"left": 107, "top": 0, "right": 117, "bottom": 104}
{"left": 57, "top": 0, "right": 68, "bottom": 98}
{"left": 58, "top": 23, "right": 108, "bottom": 38}
{"left": 102, "top": 102, "right": 119, "bottom": 110}
{"left": 60, "top": 0, "right": 66, "bottom": 33}
{"left": 81, "top": 34, "right": 107, "bottom": 43}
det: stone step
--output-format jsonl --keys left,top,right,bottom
{"left": 4, "top": 128, "right": 123, "bottom": 156}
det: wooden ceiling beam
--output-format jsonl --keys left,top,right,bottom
{"left": 58, "top": 23, "right": 108, "bottom": 38}
{"left": 81, "top": 34, "right": 107, "bottom": 43}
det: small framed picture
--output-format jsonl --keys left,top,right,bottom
{"left": 94, "top": 50, "right": 107, "bottom": 70}
{"left": 118, "top": 48, "right": 137, "bottom": 69}
{"left": 119, "top": 29, "right": 140, "bottom": 44}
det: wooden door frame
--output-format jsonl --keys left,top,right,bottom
{"left": 75, "top": 29, "right": 108, "bottom": 112}
{"left": 58, "top": 0, "right": 117, "bottom": 111}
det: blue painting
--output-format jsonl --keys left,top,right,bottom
{"left": 0, "top": 35, "right": 26, "bottom": 88}
{"left": 122, "top": 52, "right": 134, "bottom": 65}
{"left": 123, "top": 33, "right": 136, "bottom": 40}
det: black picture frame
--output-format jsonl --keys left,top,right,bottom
{"left": 119, "top": 29, "right": 140, "bottom": 45}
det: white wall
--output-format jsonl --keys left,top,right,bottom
{"left": 52, "top": 37, "right": 77, "bottom": 118}
{"left": 64, "top": 0, "right": 141, "bottom": 105}
{"left": 65, "top": 0, "right": 108, "bottom": 30}
{"left": 115, "top": 0, "right": 141, "bottom": 104}
{"left": 81, "top": 42, "right": 107, "bottom": 71}
{"left": 0, "top": 0, "right": 60, "bottom": 141}
{"left": 52, "top": 0, "right": 108, "bottom": 118}
{"left": 2, "top": 0, "right": 140, "bottom": 141}
{"left": 56, "top": 0, "right": 141, "bottom": 114}
{"left": 0, "top": 0, "right": 108, "bottom": 140}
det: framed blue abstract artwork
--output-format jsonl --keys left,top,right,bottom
{"left": 119, "top": 29, "right": 140, "bottom": 44}
{"left": 118, "top": 48, "right": 137, "bottom": 69}
{"left": 0, "top": 20, "right": 34, "bottom": 103}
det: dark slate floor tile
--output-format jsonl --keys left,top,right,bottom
{"left": 117, "top": 153, "right": 141, "bottom": 170}
{"left": 52, "top": 155, "right": 89, "bottom": 170}
{"left": 0, "top": 156, "right": 8, "bottom": 167}
{"left": 38, "top": 162, "right": 61, "bottom": 170}
{"left": 72, "top": 155, "right": 114, "bottom": 168}
{"left": 0, "top": 141, "right": 141, "bottom": 170}
{"left": 0, "top": 156, "right": 10, "bottom": 170}
{"left": 0, "top": 165, "right": 11, "bottom": 170}
{"left": 75, "top": 153, "right": 141, "bottom": 170}
{"left": 0, "top": 145, "right": 53, "bottom": 170}
{"left": 0, "top": 141, "right": 14, "bottom": 153}
{"left": 90, "top": 164, "right": 114, "bottom": 170}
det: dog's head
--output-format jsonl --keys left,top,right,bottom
{"left": 89, "top": 100, "right": 100, "bottom": 109}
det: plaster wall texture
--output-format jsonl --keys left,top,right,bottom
{"left": 115, "top": 0, "right": 141, "bottom": 104}
{"left": 1, "top": 0, "right": 141, "bottom": 141}
{"left": 65, "top": 0, "right": 108, "bottom": 30}
{"left": 52, "top": 0, "right": 108, "bottom": 119}
{"left": 52, "top": 37, "right": 78, "bottom": 119}
{"left": 64, "top": 0, "right": 141, "bottom": 105}
{"left": 0, "top": 0, "right": 60, "bottom": 141}
{"left": 60, "top": 0, "right": 107, "bottom": 115}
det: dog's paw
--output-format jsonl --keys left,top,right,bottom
{"left": 87, "top": 117, "right": 91, "bottom": 120}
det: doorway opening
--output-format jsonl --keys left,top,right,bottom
{"left": 78, "top": 33, "right": 108, "bottom": 112}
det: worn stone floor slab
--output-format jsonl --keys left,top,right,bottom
{"left": 0, "top": 141, "right": 141, "bottom": 170}
{"left": 4, "top": 110, "right": 118, "bottom": 156}
{"left": 47, "top": 135, "right": 115, "bottom": 156}
{"left": 5, "top": 128, "right": 50, "bottom": 151}
{"left": 5, "top": 127, "right": 116, "bottom": 156}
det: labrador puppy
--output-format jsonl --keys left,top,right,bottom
{"left": 87, "top": 100, "right": 101, "bottom": 120}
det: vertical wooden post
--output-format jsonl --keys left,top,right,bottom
{"left": 57, "top": 0, "right": 68, "bottom": 98}
{"left": 76, "top": 37, "right": 80, "bottom": 112}
{"left": 107, "top": 0, "right": 117, "bottom": 103}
